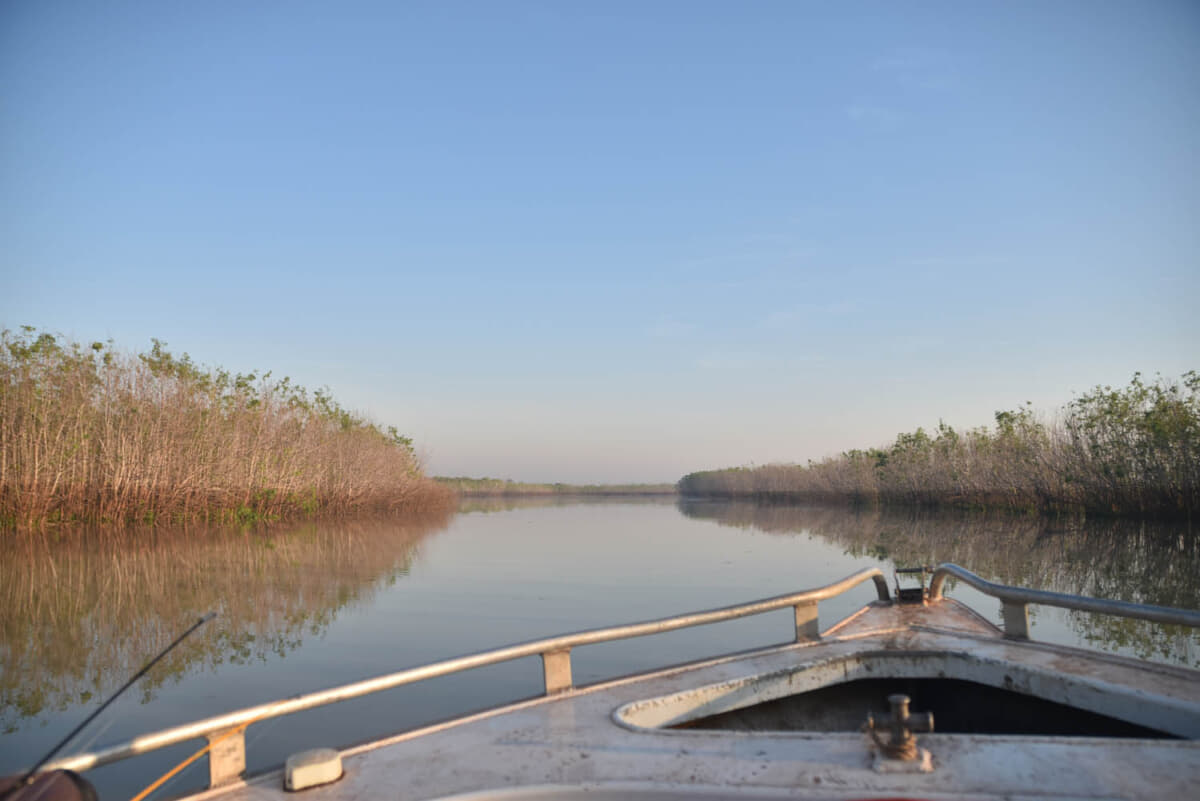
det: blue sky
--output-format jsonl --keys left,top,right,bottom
{"left": 3, "top": 1, "right": 1197, "bottom": 483}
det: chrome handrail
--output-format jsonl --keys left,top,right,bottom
{"left": 929, "top": 562, "right": 1200, "bottom": 640}
{"left": 43, "top": 567, "right": 890, "bottom": 787}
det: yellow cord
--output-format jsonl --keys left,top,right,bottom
{"left": 128, "top": 715, "right": 266, "bottom": 801}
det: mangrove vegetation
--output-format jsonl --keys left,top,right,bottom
{"left": 678, "top": 372, "right": 1200, "bottom": 520}
{"left": 0, "top": 328, "right": 453, "bottom": 530}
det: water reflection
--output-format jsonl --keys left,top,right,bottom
{"left": 0, "top": 511, "right": 453, "bottom": 730}
{"left": 5, "top": 498, "right": 1198, "bottom": 798}
{"left": 677, "top": 499, "right": 1200, "bottom": 664}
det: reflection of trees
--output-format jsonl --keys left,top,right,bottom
{"left": 0, "top": 512, "right": 452, "bottom": 729}
{"left": 677, "top": 499, "right": 1199, "bottom": 665}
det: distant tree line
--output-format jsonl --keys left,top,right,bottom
{"left": 0, "top": 328, "right": 453, "bottom": 530}
{"left": 678, "top": 372, "right": 1199, "bottom": 520}
{"left": 436, "top": 477, "right": 677, "bottom": 496}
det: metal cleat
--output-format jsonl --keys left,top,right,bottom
{"left": 865, "top": 693, "right": 934, "bottom": 771}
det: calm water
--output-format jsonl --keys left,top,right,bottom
{"left": 2, "top": 498, "right": 1197, "bottom": 799}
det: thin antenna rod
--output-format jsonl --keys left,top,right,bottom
{"left": 12, "top": 612, "right": 217, "bottom": 790}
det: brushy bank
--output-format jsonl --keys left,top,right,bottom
{"left": 436, "top": 476, "right": 676, "bottom": 496}
{"left": 678, "top": 372, "right": 1199, "bottom": 520}
{"left": 0, "top": 328, "right": 454, "bottom": 530}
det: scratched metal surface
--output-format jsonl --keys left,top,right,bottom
{"left": 189, "top": 602, "right": 1200, "bottom": 801}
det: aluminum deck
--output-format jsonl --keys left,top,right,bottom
{"left": 186, "top": 599, "right": 1200, "bottom": 801}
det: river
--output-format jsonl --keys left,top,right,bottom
{"left": 2, "top": 498, "right": 1197, "bottom": 799}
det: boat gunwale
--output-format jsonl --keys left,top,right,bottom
{"left": 34, "top": 563, "right": 1200, "bottom": 791}
{"left": 186, "top": 620, "right": 1200, "bottom": 801}
{"left": 40, "top": 567, "right": 891, "bottom": 776}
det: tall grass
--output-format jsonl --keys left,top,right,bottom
{"left": 678, "top": 372, "right": 1200, "bottom": 520}
{"left": 0, "top": 328, "right": 453, "bottom": 529}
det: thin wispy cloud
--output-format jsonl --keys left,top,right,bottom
{"left": 844, "top": 103, "right": 904, "bottom": 129}
{"left": 899, "top": 256, "right": 1007, "bottom": 268}
{"left": 648, "top": 318, "right": 696, "bottom": 339}
{"left": 669, "top": 235, "right": 815, "bottom": 286}
{"left": 694, "top": 349, "right": 779, "bottom": 371}
{"left": 885, "top": 335, "right": 946, "bottom": 356}
{"left": 871, "top": 48, "right": 962, "bottom": 93}
{"left": 846, "top": 49, "right": 961, "bottom": 131}
{"left": 762, "top": 300, "right": 862, "bottom": 331}
{"left": 693, "top": 347, "right": 824, "bottom": 371}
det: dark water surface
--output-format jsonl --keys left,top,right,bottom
{"left": 2, "top": 498, "right": 1197, "bottom": 799}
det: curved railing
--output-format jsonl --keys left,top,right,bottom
{"left": 43, "top": 567, "right": 890, "bottom": 788}
{"left": 929, "top": 563, "right": 1200, "bottom": 639}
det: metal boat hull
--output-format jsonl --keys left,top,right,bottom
{"left": 186, "top": 599, "right": 1200, "bottom": 801}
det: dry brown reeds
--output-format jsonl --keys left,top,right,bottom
{"left": 678, "top": 372, "right": 1200, "bottom": 520}
{"left": 0, "top": 328, "right": 454, "bottom": 529}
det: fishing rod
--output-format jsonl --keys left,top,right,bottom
{"left": 1, "top": 612, "right": 217, "bottom": 801}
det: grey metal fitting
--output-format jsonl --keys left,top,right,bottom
{"left": 866, "top": 693, "right": 934, "bottom": 760}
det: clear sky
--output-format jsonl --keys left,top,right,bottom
{"left": 3, "top": 1, "right": 1198, "bottom": 483}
